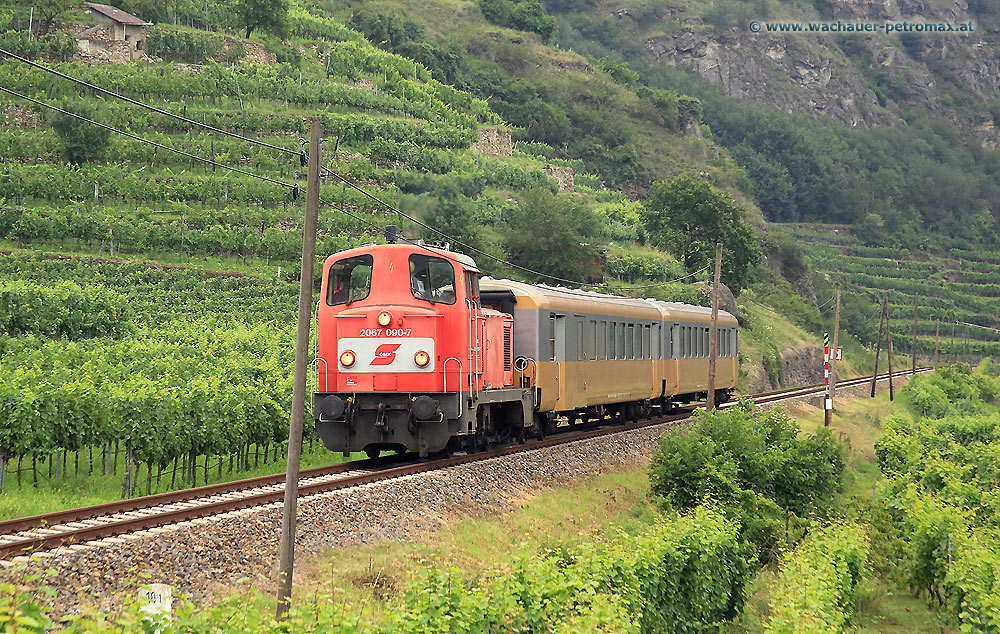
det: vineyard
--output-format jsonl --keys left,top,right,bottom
{"left": 781, "top": 223, "right": 1000, "bottom": 360}
{"left": 875, "top": 363, "right": 1000, "bottom": 631}
{"left": 0, "top": 252, "right": 309, "bottom": 502}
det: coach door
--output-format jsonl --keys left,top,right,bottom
{"left": 549, "top": 313, "right": 566, "bottom": 406}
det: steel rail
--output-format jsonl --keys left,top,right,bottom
{"left": 0, "top": 368, "right": 930, "bottom": 560}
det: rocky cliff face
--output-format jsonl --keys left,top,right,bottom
{"left": 644, "top": 0, "right": 1000, "bottom": 145}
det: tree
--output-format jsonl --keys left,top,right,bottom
{"left": 34, "top": 0, "right": 76, "bottom": 35}
{"left": 503, "top": 187, "right": 602, "bottom": 283}
{"left": 234, "top": 0, "right": 288, "bottom": 39}
{"left": 49, "top": 103, "right": 111, "bottom": 166}
{"left": 644, "top": 173, "right": 761, "bottom": 293}
{"left": 421, "top": 182, "right": 486, "bottom": 257}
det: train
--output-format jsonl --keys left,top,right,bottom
{"left": 313, "top": 240, "right": 739, "bottom": 458}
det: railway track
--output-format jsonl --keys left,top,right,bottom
{"left": 0, "top": 369, "right": 927, "bottom": 561}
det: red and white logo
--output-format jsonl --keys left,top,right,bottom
{"left": 371, "top": 343, "right": 401, "bottom": 365}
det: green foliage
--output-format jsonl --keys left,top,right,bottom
{"left": 766, "top": 523, "right": 870, "bottom": 634}
{"left": 644, "top": 173, "right": 761, "bottom": 293}
{"left": 649, "top": 401, "right": 843, "bottom": 562}
{"left": 421, "top": 181, "right": 489, "bottom": 258}
{"left": 478, "top": 0, "right": 557, "bottom": 42}
{"left": 0, "top": 280, "right": 129, "bottom": 339}
{"left": 504, "top": 187, "right": 602, "bottom": 283}
{"left": 4, "top": 506, "right": 752, "bottom": 634}
{"left": 235, "top": 0, "right": 288, "bottom": 38}
{"left": 47, "top": 101, "right": 111, "bottom": 166}
{"left": 32, "top": 0, "right": 75, "bottom": 34}
{"left": 598, "top": 55, "right": 638, "bottom": 86}
{"left": 605, "top": 253, "right": 685, "bottom": 284}
{"left": 146, "top": 25, "right": 246, "bottom": 63}
{"left": 349, "top": 7, "right": 464, "bottom": 83}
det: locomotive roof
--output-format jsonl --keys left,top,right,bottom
{"left": 326, "top": 243, "right": 480, "bottom": 271}
{"left": 481, "top": 278, "right": 737, "bottom": 324}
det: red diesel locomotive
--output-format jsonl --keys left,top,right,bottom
{"left": 313, "top": 241, "right": 739, "bottom": 458}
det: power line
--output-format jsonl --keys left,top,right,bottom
{"left": 0, "top": 48, "right": 303, "bottom": 160}
{"left": 0, "top": 86, "right": 298, "bottom": 191}
{"left": 323, "top": 168, "right": 709, "bottom": 291}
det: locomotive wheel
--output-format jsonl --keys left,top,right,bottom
{"left": 365, "top": 448, "right": 381, "bottom": 459}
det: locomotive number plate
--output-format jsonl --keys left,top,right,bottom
{"left": 359, "top": 328, "right": 413, "bottom": 337}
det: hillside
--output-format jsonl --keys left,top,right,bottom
{"left": 545, "top": 0, "right": 1000, "bottom": 249}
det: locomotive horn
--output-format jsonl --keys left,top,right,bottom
{"left": 384, "top": 225, "right": 398, "bottom": 244}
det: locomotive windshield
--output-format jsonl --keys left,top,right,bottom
{"left": 409, "top": 254, "right": 456, "bottom": 305}
{"left": 327, "top": 254, "right": 373, "bottom": 305}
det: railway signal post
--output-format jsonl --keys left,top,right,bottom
{"left": 707, "top": 243, "right": 722, "bottom": 411}
{"left": 276, "top": 120, "right": 323, "bottom": 621}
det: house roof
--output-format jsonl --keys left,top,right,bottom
{"left": 84, "top": 2, "right": 151, "bottom": 26}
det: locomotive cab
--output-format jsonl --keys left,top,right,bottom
{"left": 313, "top": 243, "right": 535, "bottom": 458}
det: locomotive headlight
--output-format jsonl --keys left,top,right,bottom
{"left": 377, "top": 311, "right": 392, "bottom": 327}
{"left": 414, "top": 350, "right": 430, "bottom": 367}
{"left": 340, "top": 350, "right": 356, "bottom": 368}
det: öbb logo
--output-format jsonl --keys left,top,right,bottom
{"left": 371, "top": 343, "right": 401, "bottom": 365}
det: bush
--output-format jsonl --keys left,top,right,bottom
{"left": 650, "top": 401, "right": 843, "bottom": 562}
{"left": 766, "top": 523, "right": 869, "bottom": 634}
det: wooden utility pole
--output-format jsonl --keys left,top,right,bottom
{"left": 707, "top": 243, "right": 722, "bottom": 411}
{"left": 830, "top": 288, "right": 841, "bottom": 398}
{"left": 934, "top": 320, "right": 940, "bottom": 367}
{"left": 276, "top": 120, "right": 322, "bottom": 621}
{"left": 870, "top": 297, "right": 885, "bottom": 398}
{"left": 886, "top": 301, "right": 895, "bottom": 401}
{"left": 911, "top": 301, "right": 919, "bottom": 374}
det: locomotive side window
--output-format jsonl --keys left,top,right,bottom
{"left": 465, "top": 272, "right": 480, "bottom": 308}
{"left": 327, "top": 254, "right": 373, "bottom": 305}
{"left": 409, "top": 254, "right": 456, "bottom": 305}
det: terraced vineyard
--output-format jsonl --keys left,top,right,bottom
{"left": 782, "top": 223, "right": 1000, "bottom": 359}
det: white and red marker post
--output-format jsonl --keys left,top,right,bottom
{"left": 823, "top": 332, "right": 832, "bottom": 427}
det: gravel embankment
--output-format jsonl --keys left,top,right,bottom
{"left": 2, "top": 373, "right": 912, "bottom": 616}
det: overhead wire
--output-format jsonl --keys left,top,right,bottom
{"left": 322, "top": 167, "right": 710, "bottom": 291}
{"left": 322, "top": 197, "right": 711, "bottom": 302}
{"left": 0, "top": 47, "right": 303, "bottom": 159}
{"left": 0, "top": 86, "right": 298, "bottom": 191}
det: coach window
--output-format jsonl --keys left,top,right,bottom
{"left": 577, "top": 320, "right": 584, "bottom": 361}
{"left": 409, "top": 254, "right": 456, "bottom": 305}
{"left": 642, "top": 325, "right": 650, "bottom": 359}
{"left": 327, "top": 254, "right": 373, "bottom": 305}
{"left": 686, "top": 326, "right": 693, "bottom": 358}
{"left": 626, "top": 324, "right": 634, "bottom": 359}
{"left": 618, "top": 323, "right": 625, "bottom": 359}
{"left": 609, "top": 322, "right": 617, "bottom": 359}
{"left": 598, "top": 321, "right": 607, "bottom": 359}
{"left": 588, "top": 320, "right": 597, "bottom": 360}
